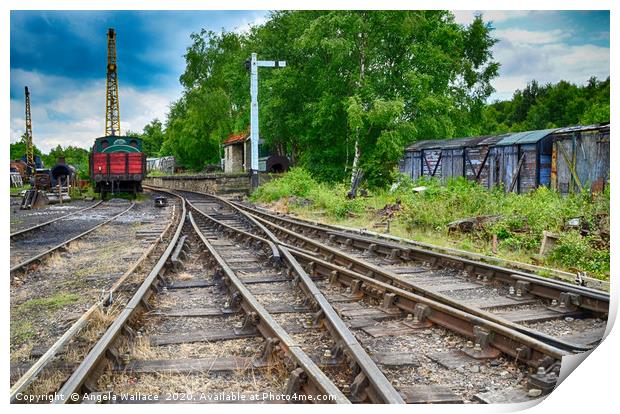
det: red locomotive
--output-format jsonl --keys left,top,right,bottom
{"left": 89, "top": 135, "right": 146, "bottom": 198}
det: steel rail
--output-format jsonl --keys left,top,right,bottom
{"left": 289, "top": 247, "right": 569, "bottom": 368}
{"left": 189, "top": 211, "right": 349, "bottom": 404}
{"left": 234, "top": 203, "right": 609, "bottom": 314}
{"left": 11, "top": 202, "right": 136, "bottom": 274}
{"left": 246, "top": 212, "right": 596, "bottom": 353}
{"left": 53, "top": 195, "right": 187, "bottom": 403}
{"left": 234, "top": 202, "right": 609, "bottom": 291}
{"left": 185, "top": 193, "right": 404, "bottom": 403}
{"left": 10, "top": 201, "right": 104, "bottom": 239}
{"left": 10, "top": 202, "right": 179, "bottom": 402}
{"left": 145, "top": 187, "right": 281, "bottom": 262}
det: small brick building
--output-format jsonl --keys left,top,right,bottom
{"left": 223, "top": 132, "right": 251, "bottom": 173}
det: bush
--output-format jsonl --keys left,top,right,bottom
{"left": 251, "top": 167, "right": 318, "bottom": 202}
{"left": 252, "top": 168, "right": 364, "bottom": 218}
{"left": 549, "top": 231, "right": 610, "bottom": 278}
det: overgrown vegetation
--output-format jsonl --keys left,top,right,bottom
{"left": 253, "top": 168, "right": 366, "bottom": 218}
{"left": 252, "top": 169, "right": 610, "bottom": 279}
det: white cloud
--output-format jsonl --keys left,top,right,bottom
{"left": 233, "top": 14, "right": 269, "bottom": 35}
{"left": 490, "top": 41, "right": 609, "bottom": 101}
{"left": 495, "top": 28, "right": 570, "bottom": 45}
{"left": 10, "top": 70, "right": 181, "bottom": 153}
{"left": 452, "top": 10, "right": 531, "bottom": 25}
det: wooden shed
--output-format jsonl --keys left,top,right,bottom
{"left": 400, "top": 137, "right": 471, "bottom": 182}
{"left": 400, "top": 134, "right": 507, "bottom": 187}
{"left": 488, "top": 128, "right": 556, "bottom": 194}
{"left": 400, "top": 123, "right": 610, "bottom": 194}
{"left": 550, "top": 123, "right": 610, "bottom": 194}
{"left": 462, "top": 135, "right": 507, "bottom": 188}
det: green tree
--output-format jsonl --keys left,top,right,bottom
{"left": 140, "top": 119, "right": 165, "bottom": 156}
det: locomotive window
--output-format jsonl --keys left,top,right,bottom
{"left": 101, "top": 140, "right": 109, "bottom": 149}
{"left": 130, "top": 140, "right": 138, "bottom": 148}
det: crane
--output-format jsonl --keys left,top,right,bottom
{"left": 20, "top": 86, "right": 48, "bottom": 209}
{"left": 105, "top": 28, "right": 121, "bottom": 136}
{"left": 24, "top": 86, "right": 35, "bottom": 174}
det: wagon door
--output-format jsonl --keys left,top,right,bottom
{"left": 517, "top": 144, "right": 538, "bottom": 193}
{"left": 553, "top": 135, "right": 577, "bottom": 194}
{"left": 421, "top": 149, "right": 442, "bottom": 178}
{"left": 464, "top": 145, "right": 492, "bottom": 188}
{"left": 538, "top": 138, "right": 553, "bottom": 188}
{"left": 440, "top": 148, "right": 464, "bottom": 182}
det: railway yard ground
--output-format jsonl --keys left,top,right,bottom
{"left": 8, "top": 186, "right": 611, "bottom": 405}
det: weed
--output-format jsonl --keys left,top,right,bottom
{"left": 16, "top": 292, "right": 81, "bottom": 314}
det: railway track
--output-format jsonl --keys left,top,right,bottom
{"left": 47, "top": 192, "right": 353, "bottom": 404}
{"left": 184, "top": 191, "right": 402, "bottom": 403}
{"left": 14, "top": 186, "right": 609, "bottom": 404}
{"left": 235, "top": 205, "right": 609, "bottom": 290}
{"left": 233, "top": 201, "right": 609, "bottom": 352}
{"left": 11, "top": 192, "right": 181, "bottom": 403}
{"left": 153, "top": 187, "right": 607, "bottom": 403}
{"left": 10, "top": 200, "right": 136, "bottom": 273}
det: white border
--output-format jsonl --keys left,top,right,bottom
{"left": 3, "top": 2, "right": 616, "bottom": 413}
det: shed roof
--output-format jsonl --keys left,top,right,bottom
{"left": 223, "top": 132, "right": 249, "bottom": 146}
{"left": 551, "top": 122, "right": 610, "bottom": 135}
{"left": 405, "top": 133, "right": 508, "bottom": 152}
{"left": 495, "top": 128, "right": 557, "bottom": 146}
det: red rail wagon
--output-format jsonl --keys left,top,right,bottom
{"left": 89, "top": 136, "right": 146, "bottom": 198}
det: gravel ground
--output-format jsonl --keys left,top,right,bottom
{"left": 10, "top": 192, "right": 174, "bottom": 363}
{"left": 10, "top": 198, "right": 98, "bottom": 233}
{"left": 524, "top": 317, "right": 607, "bottom": 342}
{"left": 10, "top": 200, "right": 133, "bottom": 268}
{"left": 97, "top": 222, "right": 290, "bottom": 400}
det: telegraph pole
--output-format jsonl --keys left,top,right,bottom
{"left": 248, "top": 53, "right": 286, "bottom": 189}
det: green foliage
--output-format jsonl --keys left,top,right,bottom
{"left": 41, "top": 145, "right": 90, "bottom": 179}
{"left": 397, "top": 178, "right": 609, "bottom": 278}
{"left": 480, "top": 77, "right": 610, "bottom": 134}
{"left": 251, "top": 168, "right": 364, "bottom": 218}
{"left": 156, "top": 11, "right": 500, "bottom": 181}
{"left": 10, "top": 139, "right": 43, "bottom": 162}
{"left": 16, "top": 293, "right": 81, "bottom": 313}
{"left": 549, "top": 231, "right": 610, "bottom": 277}
{"left": 251, "top": 167, "right": 318, "bottom": 201}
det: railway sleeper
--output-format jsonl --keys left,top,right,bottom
{"left": 295, "top": 250, "right": 566, "bottom": 368}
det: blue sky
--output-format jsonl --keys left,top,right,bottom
{"left": 10, "top": 10, "right": 610, "bottom": 152}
